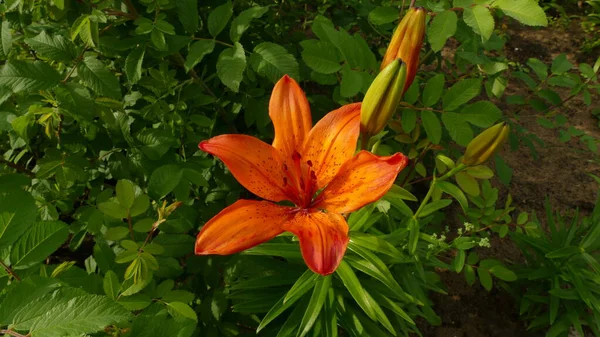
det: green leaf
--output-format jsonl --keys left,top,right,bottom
{"left": 28, "top": 294, "right": 132, "bottom": 337}
{"left": 408, "top": 217, "right": 419, "bottom": 254}
{"left": 442, "top": 113, "right": 472, "bottom": 146}
{"left": 150, "top": 29, "right": 166, "bottom": 51}
{"left": 208, "top": 1, "right": 233, "bottom": 37}
{"left": 98, "top": 201, "right": 128, "bottom": 219}
{"left": 459, "top": 101, "right": 502, "bottom": 127}
{"left": 436, "top": 181, "right": 468, "bottom": 213}
{"left": 25, "top": 31, "right": 76, "bottom": 62}
{"left": 0, "top": 190, "right": 37, "bottom": 246}
{"left": 176, "top": 0, "right": 199, "bottom": 33}
{"left": 477, "top": 268, "right": 493, "bottom": 291}
{"left": 10, "top": 220, "right": 69, "bottom": 268}
{"left": 250, "top": 42, "right": 299, "bottom": 83}
{"left": 130, "top": 195, "right": 150, "bottom": 217}
{"left": 116, "top": 180, "right": 136, "bottom": 209}
{"left": 0, "top": 60, "right": 61, "bottom": 93}
{"left": 428, "top": 11, "right": 457, "bottom": 52}
{"left": 125, "top": 47, "right": 145, "bottom": 85}
{"left": 465, "top": 165, "right": 494, "bottom": 179}
{"left": 167, "top": 302, "right": 198, "bottom": 322}
{"left": 298, "top": 275, "right": 331, "bottom": 337}
{"left": 464, "top": 265, "right": 476, "bottom": 285}
{"left": 442, "top": 78, "right": 481, "bottom": 111}
{"left": 217, "top": 42, "right": 246, "bottom": 92}
{"left": 489, "top": 265, "right": 517, "bottom": 281}
{"left": 545, "top": 246, "right": 581, "bottom": 259}
{"left": 0, "top": 277, "right": 61, "bottom": 325}
{"left": 493, "top": 0, "right": 548, "bottom": 26}
{"left": 340, "top": 65, "right": 362, "bottom": 98}
{"left": 300, "top": 40, "right": 342, "bottom": 74}
{"left": 455, "top": 172, "right": 480, "bottom": 196}
{"left": 422, "top": 74, "right": 445, "bottom": 107}
{"left": 463, "top": 5, "right": 494, "bottom": 41}
{"left": 419, "top": 199, "right": 452, "bottom": 218}
{"left": 335, "top": 261, "right": 376, "bottom": 320}
{"left": 230, "top": 6, "right": 268, "bottom": 42}
{"left": 148, "top": 164, "right": 184, "bottom": 200}
{"left": 284, "top": 270, "right": 318, "bottom": 303}
{"left": 421, "top": 110, "right": 442, "bottom": 144}
{"left": 103, "top": 270, "right": 120, "bottom": 300}
{"left": 77, "top": 56, "right": 121, "bottom": 99}
{"left": 368, "top": 7, "right": 399, "bottom": 25}
{"left": 551, "top": 54, "right": 573, "bottom": 75}
{"left": 527, "top": 58, "right": 547, "bottom": 80}
{"left": 184, "top": 40, "right": 215, "bottom": 72}
{"left": 1, "top": 20, "right": 12, "bottom": 57}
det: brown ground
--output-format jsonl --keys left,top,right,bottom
{"left": 416, "top": 8, "right": 600, "bottom": 337}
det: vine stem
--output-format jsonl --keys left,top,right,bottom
{"left": 0, "top": 260, "right": 21, "bottom": 281}
{"left": 0, "top": 159, "right": 34, "bottom": 177}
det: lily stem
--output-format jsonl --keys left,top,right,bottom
{"left": 413, "top": 164, "right": 466, "bottom": 218}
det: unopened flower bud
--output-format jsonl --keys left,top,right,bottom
{"left": 361, "top": 59, "right": 407, "bottom": 138}
{"left": 381, "top": 7, "right": 426, "bottom": 92}
{"left": 463, "top": 122, "right": 510, "bottom": 166}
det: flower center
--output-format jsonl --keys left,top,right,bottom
{"left": 281, "top": 151, "right": 317, "bottom": 208}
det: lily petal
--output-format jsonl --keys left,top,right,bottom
{"left": 199, "top": 135, "right": 294, "bottom": 203}
{"left": 283, "top": 210, "right": 349, "bottom": 275}
{"left": 195, "top": 200, "right": 292, "bottom": 255}
{"left": 270, "top": 75, "right": 313, "bottom": 161}
{"left": 302, "top": 103, "right": 361, "bottom": 189}
{"left": 314, "top": 151, "right": 409, "bottom": 213}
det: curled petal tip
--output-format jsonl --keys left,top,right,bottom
{"left": 198, "top": 140, "right": 209, "bottom": 152}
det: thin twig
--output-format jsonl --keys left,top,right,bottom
{"left": 0, "top": 159, "right": 35, "bottom": 177}
{"left": 0, "top": 329, "right": 28, "bottom": 337}
{"left": 0, "top": 260, "right": 21, "bottom": 281}
{"left": 123, "top": 0, "right": 139, "bottom": 18}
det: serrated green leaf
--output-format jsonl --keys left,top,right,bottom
{"left": 1, "top": 20, "right": 12, "bottom": 57}
{"left": 421, "top": 110, "right": 442, "bottom": 144}
{"left": 300, "top": 40, "right": 341, "bottom": 74}
{"left": 0, "top": 277, "right": 61, "bottom": 325}
{"left": 428, "top": 11, "right": 457, "bottom": 52}
{"left": 25, "top": 31, "right": 76, "bottom": 62}
{"left": 208, "top": 1, "right": 233, "bottom": 37}
{"left": 463, "top": 5, "right": 494, "bottom": 41}
{"left": 167, "top": 301, "right": 197, "bottom": 322}
{"left": 441, "top": 112, "right": 473, "bottom": 146}
{"left": 148, "top": 164, "right": 183, "bottom": 200}
{"left": 176, "top": 0, "right": 199, "bottom": 33}
{"left": 493, "top": 0, "right": 548, "bottom": 26}
{"left": 0, "top": 189, "right": 37, "bottom": 247}
{"left": 340, "top": 65, "right": 362, "bottom": 98}
{"left": 77, "top": 56, "right": 121, "bottom": 99}
{"left": 184, "top": 40, "right": 215, "bottom": 72}
{"left": 230, "top": 6, "right": 268, "bottom": 42}
{"left": 125, "top": 47, "right": 145, "bottom": 85}
{"left": 217, "top": 42, "right": 246, "bottom": 92}
{"left": 103, "top": 270, "right": 120, "bottom": 300}
{"left": 442, "top": 78, "right": 481, "bottom": 111}
{"left": 0, "top": 60, "right": 61, "bottom": 93}
{"left": 10, "top": 220, "right": 69, "bottom": 268}
{"left": 551, "top": 54, "right": 573, "bottom": 75}
{"left": 250, "top": 42, "right": 299, "bottom": 83}
{"left": 527, "top": 58, "right": 547, "bottom": 80}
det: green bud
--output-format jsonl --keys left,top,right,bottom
{"left": 360, "top": 59, "right": 408, "bottom": 138}
{"left": 463, "top": 122, "right": 510, "bottom": 166}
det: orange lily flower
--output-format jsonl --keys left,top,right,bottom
{"left": 195, "top": 75, "right": 409, "bottom": 275}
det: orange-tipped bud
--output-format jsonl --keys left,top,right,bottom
{"left": 380, "top": 7, "right": 426, "bottom": 92}
{"left": 463, "top": 122, "right": 510, "bottom": 166}
{"left": 361, "top": 59, "right": 407, "bottom": 138}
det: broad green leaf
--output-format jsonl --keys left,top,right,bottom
{"left": 419, "top": 199, "right": 452, "bottom": 218}
{"left": 464, "top": 265, "right": 476, "bottom": 285}
{"left": 117, "top": 293, "right": 152, "bottom": 311}
{"left": 368, "top": 7, "right": 399, "bottom": 25}
{"left": 148, "top": 164, "right": 183, "bottom": 200}
{"left": 250, "top": 42, "right": 299, "bottom": 83}
{"left": 459, "top": 101, "right": 502, "bottom": 127}
{"left": 103, "top": 270, "right": 120, "bottom": 300}
{"left": 125, "top": 47, "right": 145, "bottom": 85}
{"left": 340, "top": 65, "right": 362, "bottom": 98}
{"left": 130, "top": 195, "right": 150, "bottom": 217}
{"left": 150, "top": 29, "right": 166, "bottom": 51}
{"left": 493, "top": 0, "right": 548, "bottom": 26}
{"left": 176, "top": 0, "right": 199, "bottom": 33}
{"left": 422, "top": 73, "right": 445, "bottom": 107}
{"left": 551, "top": 54, "right": 573, "bottom": 75}
{"left": 477, "top": 268, "right": 493, "bottom": 291}
{"left": 98, "top": 201, "right": 128, "bottom": 219}
{"left": 230, "top": 6, "right": 268, "bottom": 42}
{"left": 208, "top": 1, "right": 233, "bottom": 37}
{"left": 401, "top": 109, "right": 417, "bottom": 133}
{"left": 455, "top": 172, "right": 480, "bottom": 196}
{"left": 466, "top": 165, "right": 494, "bottom": 179}
{"left": 335, "top": 261, "right": 376, "bottom": 320}
{"left": 116, "top": 180, "right": 136, "bottom": 209}
{"left": 428, "top": 11, "right": 457, "bottom": 52}
{"left": 298, "top": 275, "right": 331, "bottom": 337}
{"left": 527, "top": 58, "right": 547, "bottom": 80}
{"left": 442, "top": 78, "right": 481, "bottom": 111}
{"left": 28, "top": 294, "right": 132, "bottom": 337}
{"left": 489, "top": 265, "right": 517, "bottom": 281}
{"left": 217, "top": 42, "right": 246, "bottom": 92}
{"left": 441, "top": 112, "right": 473, "bottom": 146}
{"left": 167, "top": 302, "right": 198, "bottom": 322}
{"left": 463, "top": 5, "right": 494, "bottom": 41}
{"left": 421, "top": 110, "right": 442, "bottom": 144}
{"left": 1, "top": 20, "right": 12, "bottom": 57}
{"left": 24, "top": 31, "right": 76, "bottom": 62}
{"left": 300, "top": 40, "right": 342, "bottom": 74}
{"left": 10, "top": 220, "right": 69, "bottom": 268}
{"left": 0, "top": 60, "right": 61, "bottom": 93}
{"left": 436, "top": 181, "right": 468, "bottom": 213}
{"left": 321, "top": 25, "right": 372, "bottom": 71}
{"left": 495, "top": 155, "right": 513, "bottom": 185}
{"left": 77, "top": 56, "right": 121, "bottom": 99}
{"left": 184, "top": 39, "right": 215, "bottom": 72}
{"left": 0, "top": 190, "right": 37, "bottom": 246}
{"left": 0, "top": 277, "right": 60, "bottom": 325}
